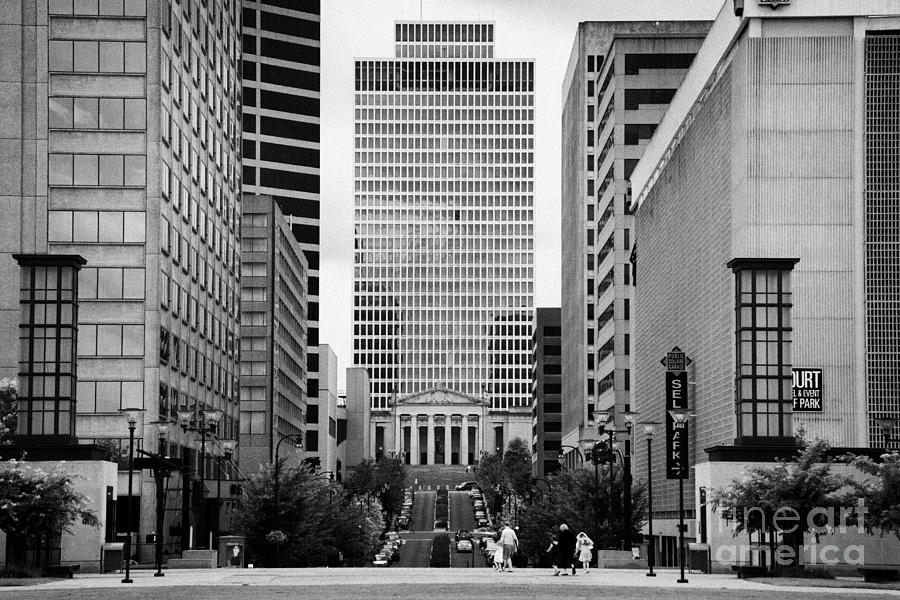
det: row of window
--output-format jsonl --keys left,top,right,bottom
{"left": 79, "top": 268, "right": 145, "bottom": 300}
{"left": 48, "top": 210, "right": 145, "bottom": 244}
{"left": 356, "top": 136, "right": 531, "bottom": 151}
{"left": 357, "top": 92, "right": 533, "bottom": 108}
{"left": 49, "top": 97, "right": 146, "bottom": 130}
{"left": 355, "top": 122, "right": 534, "bottom": 137}
{"left": 76, "top": 380, "right": 143, "bottom": 414}
{"left": 356, "top": 151, "right": 534, "bottom": 164}
{"left": 49, "top": 154, "right": 146, "bottom": 187}
{"left": 49, "top": 41, "right": 146, "bottom": 74}
{"left": 49, "top": 0, "right": 146, "bottom": 16}
{"left": 356, "top": 108, "right": 534, "bottom": 123}
{"left": 395, "top": 44, "right": 493, "bottom": 60}
{"left": 78, "top": 324, "right": 144, "bottom": 356}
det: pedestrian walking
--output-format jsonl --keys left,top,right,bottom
{"left": 576, "top": 532, "right": 595, "bottom": 573}
{"left": 498, "top": 522, "right": 519, "bottom": 572}
{"left": 492, "top": 542, "right": 504, "bottom": 571}
{"left": 558, "top": 523, "right": 577, "bottom": 575}
{"left": 545, "top": 534, "right": 561, "bottom": 576}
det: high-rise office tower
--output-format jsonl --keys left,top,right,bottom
{"left": 1, "top": 0, "right": 243, "bottom": 562}
{"left": 241, "top": 0, "right": 321, "bottom": 411}
{"left": 531, "top": 307, "right": 562, "bottom": 478}
{"left": 352, "top": 22, "right": 534, "bottom": 461}
{"left": 560, "top": 22, "right": 708, "bottom": 463}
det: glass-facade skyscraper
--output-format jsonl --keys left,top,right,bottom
{"left": 352, "top": 22, "right": 535, "bottom": 418}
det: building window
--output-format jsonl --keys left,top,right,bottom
{"left": 729, "top": 258, "right": 798, "bottom": 443}
{"left": 14, "top": 255, "right": 85, "bottom": 441}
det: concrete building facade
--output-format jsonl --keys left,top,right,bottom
{"left": 238, "top": 194, "right": 308, "bottom": 476}
{"left": 560, "top": 21, "right": 709, "bottom": 465}
{"left": 629, "top": 0, "right": 900, "bottom": 571}
{"left": 351, "top": 22, "right": 535, "bottom": 461}
{"left": 2, "top": 0, "right": 242, "bottom": 562}
{"left": 530, "top": 307, "right": 561, "bottom": 478}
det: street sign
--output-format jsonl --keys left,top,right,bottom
{"left": 665, "top": 371, "right": 689, "bottom": 409}
{"left": 792, "top": 368, "right": 823, "bottom": 412}
{"left": 663, "top": 346, "right": 691, "bottom": 479}
{"left": 666, "top": 413, "right": 689, "bottom": 480}
{"left": 660, "top": 346, "right": 692, "bottom": 372}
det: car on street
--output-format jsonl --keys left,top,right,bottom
{"left": 455, "top": 538, "right": 473, "bottom": 553}
{"left": 455, "top": 481, "right": 479, "bottom": 491}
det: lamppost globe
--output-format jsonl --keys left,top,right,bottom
{"left": 118, "top": 408, "right": 144, "bottom": 584}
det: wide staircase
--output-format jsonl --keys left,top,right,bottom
{"left": 405, "top": 465, "right": 474, "bottom": 490}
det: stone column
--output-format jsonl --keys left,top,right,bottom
{"left": 468, "top": 414, "right": 480, "bottom": 461}
{"left": 444, "top": 418, "right": 452, "bottom": 465}
{"left": 410, "top": 414, "right": 420, "bottom": 465}
{"left": 426, "top": 415, "right": 435, "bottom": 465}
{"left": 461, "top": 422, "right": 469, "bottom": 466}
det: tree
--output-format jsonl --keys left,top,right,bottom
{"left": 234, "top": 461, "right": 382, "bottom": 567}
{"left": 710, "top": 438, "right": 858, "bottom": 574}
{"left": 0, "top": 378, "right": 17, "bottom": 445}
{"left": 474, "top": 450, "right": 506, "bottom": 517}
{"left": 501, "top": 438, "right": 532, "bottom": 497}
{"left": 0, "top": 460, "right": 99, "bottom": 567}
{"left": 848, "top": 452, "right": 900, "bottom": 539}
{"left": 343, "top": 457, "right": 407, "bottom": 522}
{"left": 515, "top": 466, "right": 646, "bottom": 563}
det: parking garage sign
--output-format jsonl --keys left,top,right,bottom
{"left": 792, "top": 368, "right": 823, "bottom": 412}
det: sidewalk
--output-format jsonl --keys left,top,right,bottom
{"left": 3, "top": 568, "right": 898, "bottom": 595}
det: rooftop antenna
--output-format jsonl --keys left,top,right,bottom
{"left": 419, "top": 0, "right": 423, "bottom": 21}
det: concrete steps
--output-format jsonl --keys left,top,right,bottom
{"left": 405, "top": 465, "right": 476, "bottom": 489}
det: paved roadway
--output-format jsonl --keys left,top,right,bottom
{"left": 409, "top": 490, "right": 435, "bottom": 532}
{"left": 449, "top": 491, "right": 482, "bottom": 568}
{"left": 5, "top": 568, "right": 899, "bottom": 600}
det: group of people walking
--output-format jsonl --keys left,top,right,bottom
{"left": 545, "top": 524, "right": 594, "bottom": 576}
{"left": 488, "top": 522, "right": 595, "bottom": 576}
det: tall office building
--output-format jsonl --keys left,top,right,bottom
{"left": 241, "top": 0, "right": 321, "bottom": 407}
{"left": 239, "top": 195, "right": 308, "bottom": 475}
{"left": 560, "top": 22, "right": 708, "bottom": 464}
{"left": 351, "top": 22, "right": 534, "bottom": 462}
{"left": 1, "top": 0, "right": 243, "bottom": 563}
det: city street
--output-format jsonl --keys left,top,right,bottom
{"left": 3, "top": 568, "right": 899, "bottom": 600}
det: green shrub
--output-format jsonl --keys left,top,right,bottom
{"left": 430, "top": 534, "right": 450, "bottom": 567}
{"left": 801, "top": 567, "right": 835, "bottom": 579}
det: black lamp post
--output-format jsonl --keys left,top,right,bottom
{"left": 119, "top": 408, "right": 144, "bottom": 584}
{"left": 669, "top": 408, "right": 692, "bottom": 584}
{"left": 178, "top": 408, "right": 223, "bottom": 549}
{"left": 621, "top": 411, "right": 638, "bottom": 552}
{"left": 593, "top": 410, "right": 617, "bottom": 544}
{"left": 274, "top": 433, "right": 304, "bottom": 515}
{"left": 152, "top": 422, "right": 172, "bottom": 577}
{"left": 640, "top": 422, "right": 661, "bottom": 577}
{"left": 557, "top": 444, "right": 585, "bottom": 469}
{"left": 877, "top": 417, "right": 900, "bottom": 453}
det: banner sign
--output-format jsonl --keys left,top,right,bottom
{"left": 663, "top": 348, "right": 690, "bottom": 479}
{"left": 792, "top": 368, "right": 823, "bottom": 412}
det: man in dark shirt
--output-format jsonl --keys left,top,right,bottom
{"left": 558, "top": 523, "right": 577, "bottom": 575}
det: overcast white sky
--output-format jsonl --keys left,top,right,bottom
{"left": 318, "top": 0, "right": 722, "bottom": 387}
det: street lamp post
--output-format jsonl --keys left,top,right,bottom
{"left": 273, "top": 433, "right": 304, "bottom": 515}
{"left": 557, "top": 444, "right": 585, "bottom": 469}
{"left": 877, "top": 417, "right": 900, "bottom": 453}
{"left": 622, "top": 411, "right": 638, "bottom": 552}
{"left": 152, "top": 422, "right": 171, "bottom": 577}
{"left": 119, "top": 408, "right": 143, "bottom": 584}
{"left": 593, "top": 411, "right": 617, "bottom": 544}
{"left": 640, "top": 422, "right": 661, "bottom": 577}
{"left": 669, "top": 408, "right": 692, "bottom": 584}
{"left": 178, "top": 408, "right": 223, "bottom": 549}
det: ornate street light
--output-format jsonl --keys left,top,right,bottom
{"left": 877, "top": 417, "right": 900, "bottom": 453}
{"left": 274, "top": 433, "right": 304, "bottom": 515}
{"left": 639, "top": 421, "right": 662, "bottom": 577}
{"left": 152, "top": 422, "right": 171, "bottom": 577}
{"left": 668, "top": 408, "right": 694, "bottom": 584}
{"left": 178, "top": 408, "right": 223, "bottom": 549}
{"left": 119, "top": 407, "right": 144, "bottom": 584}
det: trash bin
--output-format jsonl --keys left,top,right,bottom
{"left": 219, "top": 535, "right": 246, "bottom": 568}
{"left": 688, "top": 543, "right": 710, "bottom": 573}
{"left": 102, "top": 542, "right": 124, "bottom": 573}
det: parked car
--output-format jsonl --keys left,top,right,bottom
{"left": 456, "top": 538, "right": 473, "bottom": 553}
{"left": 455, "top": 481, "right": 479, "bottom": 491}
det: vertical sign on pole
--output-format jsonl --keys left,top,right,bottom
{"left": 662, "top": 347, "right": 690, "bottom": 480}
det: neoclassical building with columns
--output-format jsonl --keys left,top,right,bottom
{"left": 351, "top": 386, "right": 531, "bottom": 466}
